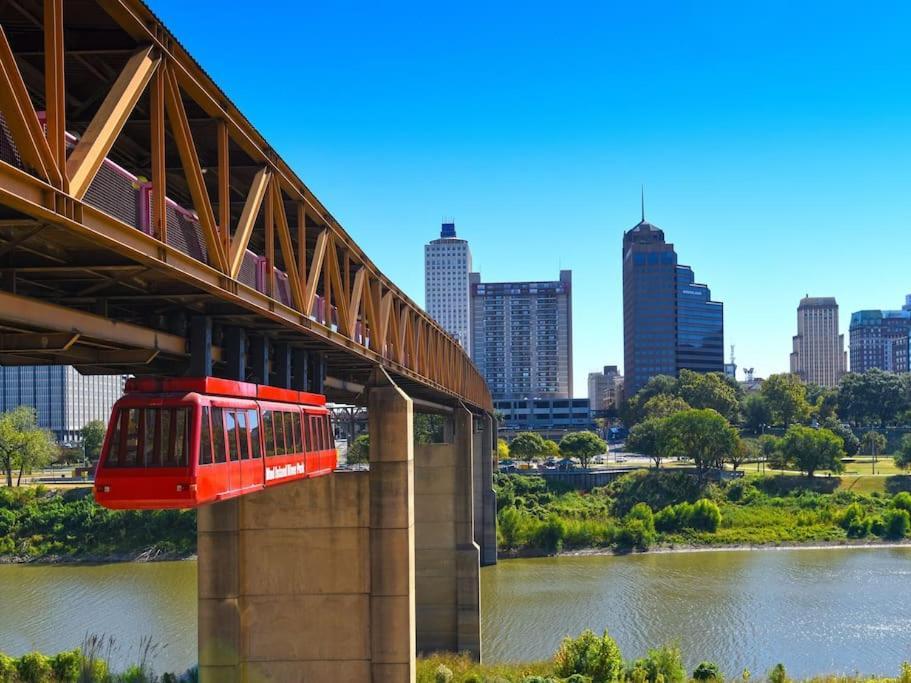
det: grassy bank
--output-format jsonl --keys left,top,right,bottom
{"left": 495, "top": 471, "right": 911, "bottom": 555}
{"left": 0, "top": 486, "right": 195, "bottom": 562}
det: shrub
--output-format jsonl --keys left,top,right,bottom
{"left": 629, "top": 644, "right": 686, "bottom": 683}
{"left": 838, "top": 503, "right": 872, "bottom": 537}
{"left": 0, "top": 653, "right": 16, "bottom": 683}
{"left": 689, "top": 499, "right": 722, "bottom": 532}
{"left": 893, "top": 492, "right": 911, "bottom": 514}
{"left": 608, "top": 471, "right": 704, "bottom": 516}
{"left": 654, "top": 503, "right": 693, "bottom": 533}
{"left": 883, "top": 508, "right": 911, "bottom": 539}
{"left": 498, "top": 507, "right": 527, "bottom": 549}
{"left": 15, "top": 652, "right": 52, "bottom": 683}
{"left": 534, "top": 515, "right": 567, "bottom": 554}
{"left": 692, "top": 661, "right": 722, "bottom": 681}
{"left": 434, "top": 663, "right": 454, "bottom": 683}
{"left": 616, "top": 519, "right": 655, "bottom": 550}
{"left": 768, "top": 663, "right": 788, "bottom": 683}
{"left": 553, "top": 629, "right": 624, "bottom": 682}
{"left": 50, "top": 648, "right": 81, "bottom": 682}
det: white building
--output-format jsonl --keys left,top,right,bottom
{"left": 0, "top": 366, "right": 125, "bottom": 443}
{"left": 790, "top": 296, "right": 847, "bottom": 388}
{"left": 424, "top": 222, "right": 472, "bottom": 349}
{"left": 587, "top": 365, "right": 623, "bottom": 412}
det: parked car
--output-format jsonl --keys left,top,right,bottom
{"left": 592, "top": 455, "right": 606, "bottom": 465}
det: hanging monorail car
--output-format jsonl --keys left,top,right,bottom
{"left": 94, "top": 377, "right": 336, "bottom": 510}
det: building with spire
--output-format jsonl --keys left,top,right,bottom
{"left": 790, "top": 296, "right": 847, "bottom": 388}
{"left": 622, "top": 195, "right": 724, "bottom": 395}
{"left": 424, "top": 221, "right": 472, "bottom": 349}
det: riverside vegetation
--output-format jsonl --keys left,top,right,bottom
{"left": 494, "top": 470, "right": 911, "bottom": 555}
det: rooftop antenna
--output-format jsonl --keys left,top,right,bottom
{"left": 641, "top": 185, "right": 645, "bottom": 222}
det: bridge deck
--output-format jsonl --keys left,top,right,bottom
{"left": 0, "top": 0, "right": 491, "bottom": 411}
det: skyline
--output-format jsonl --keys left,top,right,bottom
{"left": 148, "top": 0, "right": 911, "bottom": 397}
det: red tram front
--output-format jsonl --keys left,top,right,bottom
{"left": 94, "top": 377, "right": 336, "bottom": 510}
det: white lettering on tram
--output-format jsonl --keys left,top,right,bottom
{"left": 265, "top": 462, "right": 307, "bottom": 482}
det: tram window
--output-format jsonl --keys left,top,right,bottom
{"left": 173, "top": 409, "right": 188, "bottom": 467}
{"left": 284, "top": 412, "right": 296, "bottom": 453}
{"left": 237, "top": 411, "right": 250, "bottom": 460}
{"left": 107, "top": 412, "right": 122, "bottom": 465}
{"left": 158, "top": 410, "right": 172, "bottom": 466}
{"left": 248, "top": 410, "right": 262, "bottom": 459}
{"left": 324, "top": 417, "right": 333, "bottom": 451}
{"left": 291, "top": 412, "right": 302, "bottom": 454}
{"left": 274, "top": 411, "right": 286, "bottom": 455}
{"left": 199, "top": 407, "right": 213, "bottom": 465}
{"left": 300, "top": 412, "right": 310, "bottom": 452}
{"left": 262, "top": 410, "right": 275, "bottom": 457}
{"left": 225, "top": 410, "right": 239, "bottom": 462}
{"left": 211, "top": 408, "right": 226, "bottom": 464}
{"left": 123, "top": 408, "right": 140, "bottom": 466}
{"left": 141, "top": 408, "right": 157, "bottom": 466}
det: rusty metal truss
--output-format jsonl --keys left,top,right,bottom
{"left": 0, "top": 0, "right": 491, "bottom": 411}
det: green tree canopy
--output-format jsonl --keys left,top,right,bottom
{"left": 542, "top": 439, "right": 561, "bottom": 459}
{"left": 660, "top": 408, "right": 739, "bottom": 477}
{"left": 760, "top": 373, "right": 810, "bottom": 427}
{"left": 80, "top": 420, "right": 106, "bottom": 461}
{"left": 861, "top": 430, "right": 887, "bottom": 456}
{"left": 558, "top": 431, "right": 606, "bottom": 469}
{"left": 0, "top": 407, "right": 57, "bottom": 486}
{"left": 779, "top": 425, "right": 845, "bottom": 478}
{"left": 620, "top": 374, "right": 678, "bottom": 425}
{"left": 820, "top": 417, "right": 859, "bottom": 456}
{"left": 741, "top": 393, "right": 772, "bottom": 435}
{"left": 626, "top": 418, "right": 667, "bottom": 468}
{"left": 894, "top": 434, "right": 911, "bottom": 472}
{"left": 509, "top": 431, "right": 547, "bottom": 463}
{"left": 676, "top": 369, "right": 740, "bottom": 421}
{"left": 838, "top": 370, "right": 908, "bottom": 427}
{"left": 643, "top": 394, "right": 690, "bottom": 421}
{"left": 347, "top": 433, "right": 369, "bottom": 464}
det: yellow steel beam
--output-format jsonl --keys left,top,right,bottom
{"left": 227, "top": 167, "right": 269, "bottom": 279}
{"left": 43, "top": 0, "right": 66, "bottom": 180}
{"left": 66, "top": 46, "right": 159, "bottom": 199}
{"left": 272, "top": 182, "right": 305, "bottom": 312}
{"left": 303, "top": 229, "right": 328, "bottom": 316}
{"left": 0, "top": 332, "right": 79, "bottom": 352}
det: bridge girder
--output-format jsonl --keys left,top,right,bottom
{"left": 0, "top": 0, "right": 491, "bottom": 411}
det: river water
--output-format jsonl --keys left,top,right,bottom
{"left": 1, "top": 547, "right": 910, "bottom": 677}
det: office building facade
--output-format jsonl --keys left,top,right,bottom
{"left": 0, "top": 366, "right": 125, "bottom": 443}
{"left": 622, "top": 216, "right": 723, "bottom": 395}
{"left": 470, "top": 270, "right": 573, "bottom": 400}
{"left": 789, "top": 296, "right": 847, "bottom": 387}
{"left": 587, "top": 365, "right": 624, "bottom": 412}
{"left": 424, "top": 221, "right": 472, "bottom": 348}
{"left": 849, "top": 296, "right": 911, "bottom": 373}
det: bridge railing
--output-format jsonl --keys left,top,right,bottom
{"left": 0, "top": 1, "right": 491, "bottom": 411}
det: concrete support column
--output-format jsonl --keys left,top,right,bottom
{"left": 248, "top": 336, "right": 269, "bottom": 384}
{"left": 479, "top": 413, "right": 498, "bottom": 566}
{"left": 188, "top": 316, "right": 212, "bottom": 377}
{"left": 368, "top": 370, "right": 416, "bottom": 682}
{"left": 223, "top": 327, "right": 246, "bottom": 381}
{"left": 272, "top": 342, "right": 292, "bottom": 388}
{"left": 415, "top": 405, "right": 481, "bottom": 659}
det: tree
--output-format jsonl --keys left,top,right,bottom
{"left": 620, "top": 374, "right": 678, "bottom": 426}
{"left": 726, "top": 438, "right": 753, "bottom": 472}
{"left": 758, "top": 434, "right": 783, "bottom": 472}
{"left": 542, "top": 439, "right": 561, "bottom": 459}
{"left": 643, "top": 394, "right": 690, "bottom": 420}
{"left": 508, "top": 431, "right": 546, "bottom": 464}
{"left": 558, "top": 431, "right": 606, "bottom": 469}
{"left": 741, "top": 393, "right": 772, "bottom": 435}
{"left": 779, "top": 425, "right": 845, "bottom": 478}
{"left": 496, "top": 438, "right": 510, "bottom": 461}
{"left": 761, "top": 374, "right": 810, "bottom": 427}
{"left": 861, "top": 430, "right": 888, "bottom": 475}
{"left": 676, "top": 369, "right": 740, "bottom": 421}
{"left": 81, "top": 420, "right": 106, "bottom": 462}
{"left": 347, "top": 433, "right": 369, "bottom": 464}
{"left": 820, "top": 417, "right": 859, "bottom": 456}
{"left": 626, "top": 418, "right": 667, "bottom": 468}
{"left": 894, "top": 434, "right": 911, "bottom": 472}
{"left": 838, "top": 370, "right": 908, "bottom": 427}
{"left": 0, "top": 407, "right": 57, "bottom": 486}
{"left": 660, "top": 409, "right": 739, "bottom": 478}
{"left": 414, "top": 414, "right": 445, "bottom": 444}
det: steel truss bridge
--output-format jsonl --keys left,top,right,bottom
{"left": 0, "top": 0, "right": 491, "bottom": 412}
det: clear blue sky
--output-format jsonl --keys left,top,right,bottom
{"left": 153, "top": 0, "right": 911, "bottom": 397}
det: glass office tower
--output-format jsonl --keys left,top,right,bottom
{"left": 675, "top": 265, "right": 724, "bottom": 374}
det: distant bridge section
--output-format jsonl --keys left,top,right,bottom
{"left": 0, "top": 0, "right": 491, "bottom": 412}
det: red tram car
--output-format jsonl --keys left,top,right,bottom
{"left": 94, "top": 377, "right": 336, "bottom": 510}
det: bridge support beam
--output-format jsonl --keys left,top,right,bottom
{"left": 478, "top": 414, "right": 498, "bottom": 566}
{"left": 414, "top": 405, "right": 481, "bottom": 658}
{"left": 222, "top": 327, "right": 246, "bottom": 381}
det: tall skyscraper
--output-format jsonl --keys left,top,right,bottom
{"left": 789, "top": 296, "right": 847, "bottom": 388}
{"left": 849, "top": 295, "right": 911, "bottom": 373}
{"left": 424, "top": 221, "right": 472, "bottom": 348}
{"left": 622, "top": 208, "right": 723, "bottom": 395}
{"left": 470, "top": 270, "right": 573, "bottom": 400}
{"left": 0, "top": 366, "right": 125, "bottom": 443}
